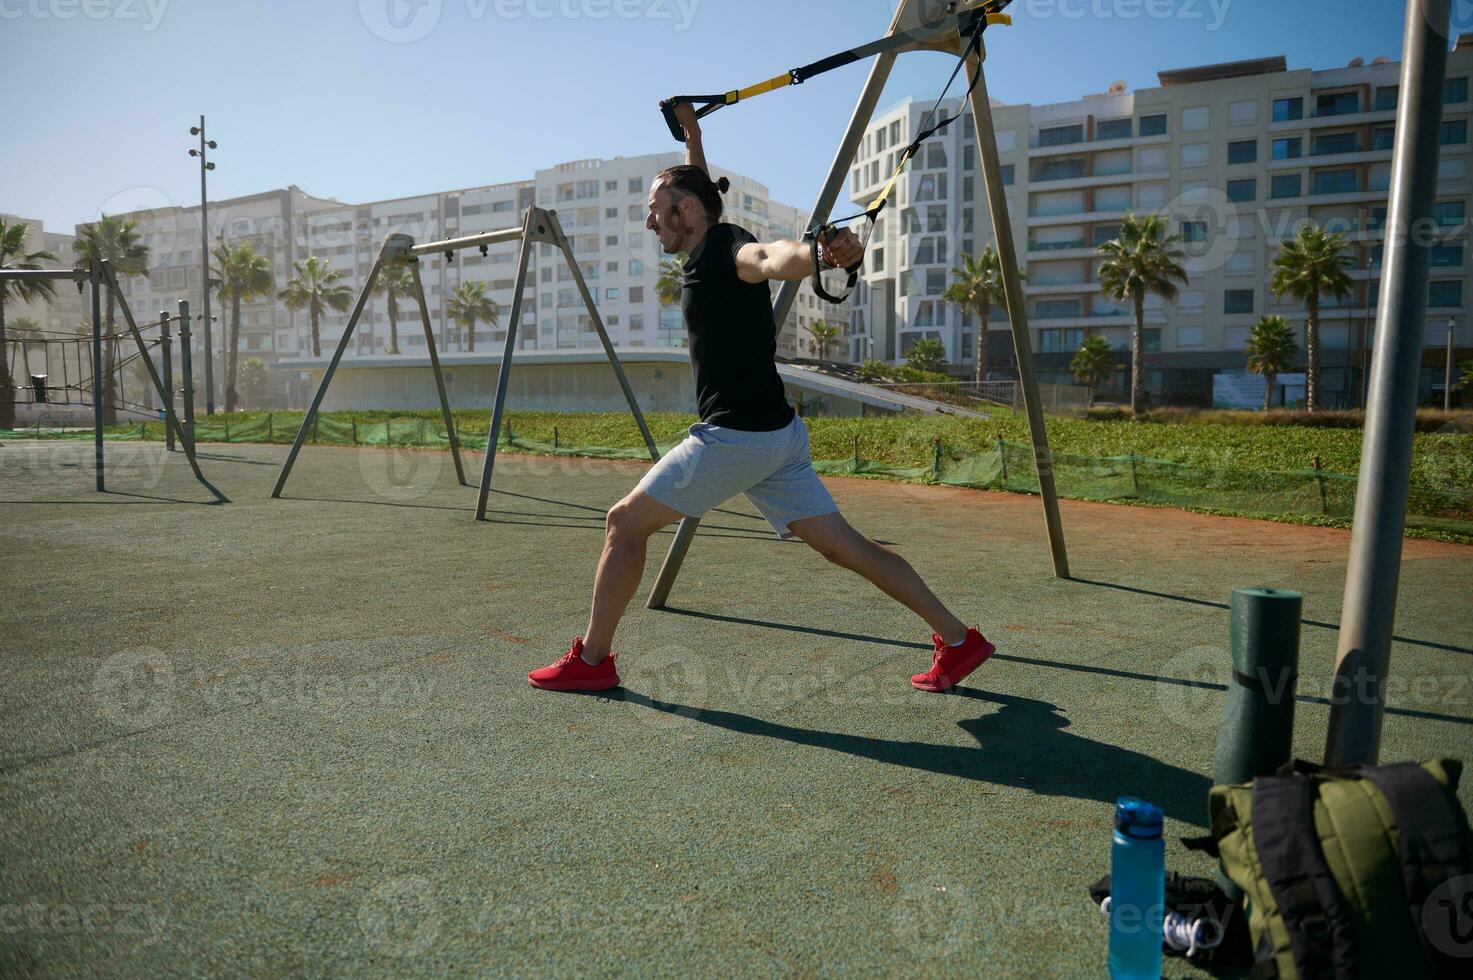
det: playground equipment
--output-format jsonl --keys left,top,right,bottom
{"left": 0, "top": 260, "right": 220, "bottom": 500}
{"left": 645, "top": 0, "right": 1069, "bottom": 611}
{"left": 270, "top": 207, "right": 660, "bottom": 518}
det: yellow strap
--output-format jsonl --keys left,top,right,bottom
{"left": 986, "top": 12, "right": 1012, "bottom": 26}
{"left": 732, "top": 71, "right": 794, "bottom": 103}
{"left": 864, "top": 143, "right": 921, "bottom": 216}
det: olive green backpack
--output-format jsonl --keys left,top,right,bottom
{"left": 1201, "top": 758, "right": 1472, "bottom": 979}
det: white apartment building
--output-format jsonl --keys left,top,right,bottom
{"left": 846, "top": 42, "right": 1473, "bottom": 408}
{"left": 29, "top": 155, "right": 845, "bottom": 408}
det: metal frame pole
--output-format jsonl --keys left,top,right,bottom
{"left": 645, "top": 37, "right": 902, "bottom": 611}
{"left": 1324, "top": 0, "right": 1448, "bottom": 766}
{"left": 408, "top": 255, "right": 467, "bottom": 485}
{"left": 966, "top": 38, "right": 1069, "bottom": 579}
{"left": 474, "top": 210, "right": 536, "bottom": 520}
{"left": 1445, "top": 316, "right": 1456, "bottom": 411}
{"left": 101, "top": 262, "right": 225, "bottom": 501}
{"left": 547, "top": 210, "right": 661, "bottom": 461}
{"left": 271, "top": 247, "right": 389, "bottom": 497}
{"left": 160, "top": 309, "right": 175, "bottom": 451}
{"left": 177, "top": 300, "right": 197, "bottom": 454}
{"left": 89, "top": 257, "right": 104, "bottom": 491}
{"left": 197, "top": 114, "right": 216, "bottom": 416}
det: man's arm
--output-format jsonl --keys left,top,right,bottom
{"left": 735, "top": 228, "right": 864, "bottom": 285}
{"left": 672, "top": 101, "right": 709, "bottom": 175}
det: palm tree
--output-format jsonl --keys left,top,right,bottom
{"left": 446, "top": 279, "right": 499, "bottom": 353}
{"left": 1460, "top": 360, "right": 1473, "bottom": 393}
{"left": 371, "top": 260, "right": 413, "bottom": 355}
{"left": 1270, "top": 225, "right": 1352, "bottom": 413}
{"left": 942, "top": 245, "right": 1021, "bottom": 385}
{"left": 238, "top": 357, "right": 269, "bottom": 409}
{"left": 278, "top": 256, "right": 352, "bottom": 358}
{"left": 72, "top": 215, "right": 149, "bottom": 425}
{"left": 1245, "top": 314, "right": 1300, "bottom": 411}
{"left": 1069, "top": 334, "right": 1116, "bottom": 405}
{"left": 1097, "top": 212, "right": 1188, "bottom": 418}
{"left": 905, "top": 337, "right": 947, "bottom": 375}
{"left": 2, "top": 218, "right": 60, "bottom": 429}
{"left": 656, "top": 255, "right": 687, "bottom": 307}
{"left": 212, "top": 240, "right": 275, "bottom": 413}
{"left": 804, "top": 320, "right": 842, "bottom": 364}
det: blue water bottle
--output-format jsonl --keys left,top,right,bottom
{"left": 1109, "top": 797, "right": 1165, "bottom": 979}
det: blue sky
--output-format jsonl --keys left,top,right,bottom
{"left": 2, "top": 0, "right": 1412, "bottom": 230}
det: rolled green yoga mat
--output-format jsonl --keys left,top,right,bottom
{"left": 1212, "top": 586, "right": 1302, "bottom": 898}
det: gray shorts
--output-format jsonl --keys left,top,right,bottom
{"left": 635, "top": 417, "right": 838, "bottom": 537}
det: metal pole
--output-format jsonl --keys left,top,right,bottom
{"left": 271, "top": 249, "right": 388, "bottom": 497}
{"left": 160, "top": 310, "right": 175, "bottom": 452}
{"left": 966, "top": 38, "right": 1070, "bottom": 579}
{"left": 198, "top": 115, "right": 216, "bottom": 416}
{"left": 177, "top": 300, "right": 197, "bottom": 454}
{"left": 1324, "top": 0, "right": 1448, "bottom": 767}
{"left": 549, "top": 210, "right": 660, "bottom": 461}
{"left": 1445, "top": 317, "right": 1456, "bottom": 411}
{"left": 1358, "top": 261, "right": 1372, "bottom": 409}
{"left": 647, "top": 38, "right": 901, "bottom": 612}
{"left": 89, "top": 257, "right": 104, "bottom": 491}
{"left": 408, "top": 256, "right": 467, "bottom": 485}
{"left": 474, "top": 211, "right": 535, "bottom": 520}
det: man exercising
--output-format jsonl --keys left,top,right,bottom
{"left": 528, "top": 101, "right": 994, "bottom": 694}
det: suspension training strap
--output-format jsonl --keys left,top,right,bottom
{"left": 659, "top": 1, "right": 1012, "bottom": 143}
{"left": 805, "top": 10, "right": 998, "bottom": 303}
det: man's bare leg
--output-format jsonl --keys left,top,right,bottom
{"left": 581, "top": 490, "right": 684, "bottom": 662}
{"left": 788, "top": 511, "right": 968, "bottom": 645}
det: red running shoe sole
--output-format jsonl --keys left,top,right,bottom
{"left": 527, "top": 673, "right": 621, "bottom": 692}
{"left": 911, "top": 640, "right": 996, "bottom": 692}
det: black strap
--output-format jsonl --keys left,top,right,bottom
{"left": 1360, "top": 763, "right": 1473, "bottom": 978}
{"left": 806, "top": 231, "right": 862, "bottom": 304}
{"left": 1251, "top": 775, "right": 1358, "bottom": 978}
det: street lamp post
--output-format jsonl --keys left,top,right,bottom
{"left": 1446, "top": 316, "right": 1457, "bottom": 411}
{"left": 188, "top": 116, "right": 217, "bottom": 414}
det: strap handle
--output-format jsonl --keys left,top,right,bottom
{"left": 806, "top": 225, "right": 862, "bottom": 304}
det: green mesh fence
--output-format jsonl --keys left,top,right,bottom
{"left": 3, "top": 417, "right": 1470, "bottom": 540}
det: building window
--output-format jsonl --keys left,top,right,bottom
{"left": 1034, "top": 298, "right": 1082, "bottom": 319}
{"left": 629, "top": 259, "right": 643, "bottom": 276}
{"left": 1374, "top": 86, "right": 1399, "bottom": 112}
{"left": 1039, "top": 124, "right": 1084, "bottom": 147}
{"left": 1138, "top": 113, "right": 1167, "bottom": 137}
{"left": 1180, "top": 221, "right": 1208, "bottom": 242}
{"left": 1180, "top": 143, "right": 1209, "bottom": 168}
{"left": 1226, "top": 178, "right": 1257, "bottom": 203}
{"left": 1312, "top": 131, "right": 1359, "bottom": 155}
{"left": 1315, "top": 91, "right": 1360, "bottom": 117}
{"left": 1272, "top": 137, "right": 1302, "bottom": 160}
{"left": 1228, "top": 99, "right": 1259, "bottom": 125}
{"left": 1181, "top": 106, "right": 1210, "bottom": 132}
{"left": 1039, "top": 328, "right": 1085, "bottom": 353}
{"left": 605, "top": 207, "right": 618, "bottom": 219}
{"left": 1227, "top": 139, "right": 1257, "bottom": 164}
{"left": 1441, "top": 119, "right": 1468, "bottom": 145}
{"left": 1448, "top": 77, "right": 1469, "bottom": 104}
{"left": 1430, "top": 243, "right": 1464, "bottom": 267}
{"left": 1224, "top": 289, "right": 1255, "bottom": 315}
{"left": 628, "top": 286, "right": 644, "bottom": 303}
{"left": 1312, "top": 169, "right": 1358, "bottom": 194}
{"left": 1434, "top": 200, "right": 1466, "bottom": 227}
{"left": 871, "top": 248, "right": 884, "bottom": 273}
{"left": 1272, "top": 97, "right": 1303, "bottom": 122}
{"left": 926, "top": 268, "right": 946, "bottom": 295}
{"left": 1429, "top": 280, "right": 1463, "bottom": 307}
{"left": 605, "top": 288, "right": 620, "bottom": 300}
{"left": 628, "top": 177, "right": 643, "bottom": 193}
{"left": 1000, "top": 164, "right": 1014, "bottom": 186}
{"left": 1097, "top": 118, "right": 1132, "bottom": 140}
{"left": 1371, "top": 125, "right": 1395, "bottom": 151}
{"left": 1271, "top": 173, "right": 1302, "bottom": 199}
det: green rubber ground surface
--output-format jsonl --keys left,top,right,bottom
{"left": 2, "top": 439, "right": 1470, "bottom": 977}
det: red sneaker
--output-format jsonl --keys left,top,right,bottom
{"left": 528, "top": 638, "right": 620, "bottom": 692}
{"left": 911, "top": 628, "right": 995, "bottom": 692}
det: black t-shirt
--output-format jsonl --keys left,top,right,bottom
{"left": 681, "top": 223, "right": 795, "bottom": 431}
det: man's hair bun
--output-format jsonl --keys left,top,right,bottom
{"left": 715, "top": 176, "right": 730, "bottom": 194}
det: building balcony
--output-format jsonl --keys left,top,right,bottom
{"left": 1026, "top": 133, "right": 1167, "bottom": 159}
{"left": 1027, "top": 245, "right": 1096, "bottom": 261}
{"left": 1028, "top": 208, "right": 1129, "bottom": 227}
{"left": 1267, "top": 108, "right": 1396, "bottom": 133}
{"left": 1265, "top": 147, "right": 1393, "bottom": 171}
{"left": 1027, "top": 281, "right": 1101, "bottom": 295}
